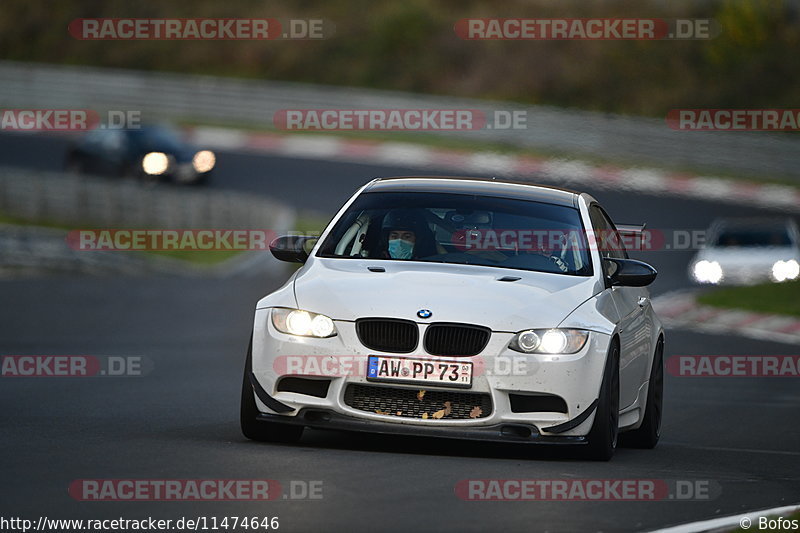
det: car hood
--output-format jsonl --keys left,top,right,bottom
{"left": 167, "top": 146, "right": 198, "bottom": 164}
{"left": 292, "top": 258, "right": 601, "bottom": 331}
{"left": 135, "top": 145, "right": 197, "bottom": 163}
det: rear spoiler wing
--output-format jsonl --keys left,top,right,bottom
{"left": 616, "top": 223, "right": 647, "bottom": 235}
{"left": 615, "top": 223, "right": 649, "bottom": 251}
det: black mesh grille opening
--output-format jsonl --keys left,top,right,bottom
{"left": 356, "top": 318, "right": 418, "bottom": 353}
{"left": 344, "top": 384, "right": 492, "bottom": 419}
{"left": 277, "top": 377, "right": 330, "bottom": 399}
{"left": 423, "top": 323, "right": 491, "bottom": 356}
{"left": 509, "top": 393, "right": 568, "bottom": 414}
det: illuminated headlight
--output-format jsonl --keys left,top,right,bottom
{"left": 509, "top": 329, "right": 588, "bottom": 354}
{"left": 192, "top": 150, "right": 216, "bottom": 173}
{"left": 271, "top": 308, "right": 337, "bottom": 338}
{"left": 692, "top": 260, "right": 723, "bottom": 284}
{"left": 142, "top": 152, "right": 169, "bottom": 175}
{"left": 772, "top": 259, "right": 800, "bottom": 282}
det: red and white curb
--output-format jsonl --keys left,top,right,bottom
{"left": 650, "top": 503, "right": 800, "bottom": 533}
{"left": 653, "top": 290, "right": 800, "bottom": 345}
{"left": 187, "top": 126, "right": 800, "bottom": 213}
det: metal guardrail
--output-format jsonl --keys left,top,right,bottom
{"left": 1, "top": 60, "right": 798, "bottom": 180}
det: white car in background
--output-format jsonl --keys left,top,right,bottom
{"left": 690, "top": 218, "right": 800, "bottom": 285}
{"left": 241, "top": 177, "right": 665, "bottom": 460}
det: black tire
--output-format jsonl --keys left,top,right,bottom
{"left": 139, "top": 168, "right": 160, "bottom": 186}
{"left": 240, "top": 337, "right": 304, "bottom": 443}
{"left": 119, "top": 162, "right": 137, "bottom": 179}
{"left": 584, "top": 341, "right": 620, "bottom": 461}
{"left": 621, "top": 337, "right": 664, "bottom": 449}
{"left": 64, "top": 155, "right": 84, "bottom": 174}
{"left": 190, "top": 173, "right": 211, "bottom": 186}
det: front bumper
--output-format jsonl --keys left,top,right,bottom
{"left": 251, "top": 309, "right": 612, "bottom": 438}
{"left": 256, "top": 408, "right": 587, "bottom": 445}
{"left": 165, "top": 165, "right": 209, "bottom": 183}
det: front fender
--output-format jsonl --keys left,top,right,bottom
{"left": 255, "top": 270, "right": 299, "bottom": 311}
{"left": 557, "top": 290, "right": 619, "bottom": 336}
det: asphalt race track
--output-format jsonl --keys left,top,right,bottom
{"left": 1, "top": 132, "right": 799, "bottom": 532}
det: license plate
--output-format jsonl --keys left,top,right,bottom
{"left": 366, "top": 356, "right": 472, "bottom": 388}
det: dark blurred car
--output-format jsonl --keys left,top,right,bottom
{"left": 64, "top": 125, "right": 215, "bottom": 185}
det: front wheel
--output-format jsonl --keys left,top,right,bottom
{"left": 584, "top": 341, "right": 620, "bottom": 461}
{"left": 240, "top": 337, "right": 304, "bottom": 443}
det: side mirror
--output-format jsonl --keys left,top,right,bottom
{"left": 269, "top": 235, "right": 317, "bottom": 263}
{"left": 603, "top": 258, "right": 657, "bottom": 287}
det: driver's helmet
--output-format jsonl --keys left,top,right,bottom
{"left": 380, "top": 209, "right": 431, "bottom": 259}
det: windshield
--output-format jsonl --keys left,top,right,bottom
{"left": 713, "top": 226, "right": 793, "bottom": 247}
{"left": 317, "top": 191, "right": 593, "bottom": 276}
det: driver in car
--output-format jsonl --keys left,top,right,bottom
{"left": 380, "top": 209, "right": 435, "bottom": 260}
{"left": 388, "top": 228, "right": 416, "bottom": 259}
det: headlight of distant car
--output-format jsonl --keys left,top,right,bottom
{"left": 192, "top": 150, "right": 216, "bottom": 173}
{"left": 772, "top": 259, "right": 800, "bottom": 282}
{"left": 271, "top": 308, "right": 337, "bottom": 338}
{"left": 692, "top": 260, "right": 723, "bottom": 284}
{"left": 509, "top": 329, "right": 589, "bottom": 354}
{"left": 142, "top": 152, "right": 169, "bottom": 175}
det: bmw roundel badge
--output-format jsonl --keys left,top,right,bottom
{"left": 417, "top": 309, "right": 432, "bottom": 319}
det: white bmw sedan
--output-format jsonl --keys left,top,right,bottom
{"left": 241, "top": 177, "right": 665, "bottom": 460}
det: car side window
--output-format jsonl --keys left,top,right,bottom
{"left": 589, "top": 204, "right": 628, "bottom": 273}
{"left": 598, "top": 206, "right": 628, "bottom": 259}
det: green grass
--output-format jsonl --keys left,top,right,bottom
{"left": 281, "top": 211, "right": 332, "bottom": 270}
{"left": 143, "top": 209, "right": 331, "bottom": 265}
{"left": 144, "top": 248, "right": 243, "bottom": 265}
{"left": 0, "top": 212, "right": 78, "bottom": 231}
{"left": 0, "top": 209, "right": 336, "bottom": 267}
{"left": 293, "top": 210, "right": 333, "bottom": 236}
{"left": 698, "top": 280, "right": 800, "bottom": 317}
{"left": 0, "top": 212, "right": 243, "bottom": 266}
